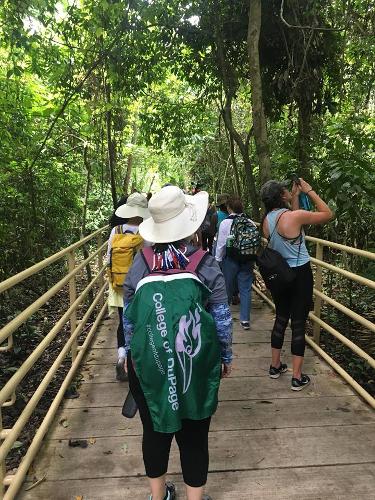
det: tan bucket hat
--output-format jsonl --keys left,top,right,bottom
{"left": 115, "top": 193, "right": 150, "bottom": 219}
{"left": 139, "top": 186, "right": 208, "bottom": 243}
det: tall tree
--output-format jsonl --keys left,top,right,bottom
{"left": 247, "top": 0, "right": 271, "bottom": 185}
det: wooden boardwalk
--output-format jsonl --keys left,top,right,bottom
{"left": 20, "top": 298, "right": 375, "bottom": 499}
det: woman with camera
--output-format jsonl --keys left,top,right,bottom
{"left": 260, "top": 178, "right": 333, "bottom": 390}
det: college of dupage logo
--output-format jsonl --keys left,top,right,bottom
{"left": 175, "top": 307, "right": 202, "bottom": 394}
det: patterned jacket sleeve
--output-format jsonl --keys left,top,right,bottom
{"left": 123, "top": 301, "right": 133, "bottom": 356}
{"left": 208, "top": 302, "right": 233, "bottom": 364}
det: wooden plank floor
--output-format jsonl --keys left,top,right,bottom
{"left": 19, "top": 298, "right": 375, "bottom": 500}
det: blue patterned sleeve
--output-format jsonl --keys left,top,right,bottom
{"left": 123, "top": 301, "right": 134, "bottom": 356}
{"left": 208, "top": 302, "right": 233, "bottom": 365}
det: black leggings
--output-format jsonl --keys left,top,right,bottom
{"left": 269, "top": 262, "right": 313, "bottom": 357}
{"left": 127, "top": 352, "right": 211, "bottom": 487}
{"left": 117, "top": 307, "right": 124, "bottom": 349}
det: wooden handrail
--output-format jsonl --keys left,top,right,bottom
{"left": 1, "top": 225, "right": 374, "bottom": 498}
{"left": 0, "top": 265, "right": 107, "bottom": 405}
{"left": 310, "top": 257, "right": 375, "bottom": 289}
{"left": 0, "top": 226, "right": 107, "bottom": 294}
{"left": 305, "top": 235, "right": 375, "bottom": 260}
{"left": 0, "top": 242, "right": 107, "bottom": 346}
{"left": 0, "top": 226, "right": 109, "bottom": 498}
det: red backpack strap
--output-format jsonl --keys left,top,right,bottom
{"left": 141, "top": 246, "right": 155, "bottom": 273}
{"left": 185, "top": 249, "right": 208, "bottom": 274}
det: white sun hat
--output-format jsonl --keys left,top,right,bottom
{"left": 115, "top": 192, "right": 150, "bottom": 219}
{"left": 139, "top": 186, "right": 209, "bottom": 243}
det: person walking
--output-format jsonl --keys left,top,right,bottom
{"left": 209, "top": 193, "right": 229, "bottom": 242}
{"left": 199, "top": 202, "right": 215, "bottom": 253}
{"left": 109, "top": 195, "right": 129, "bottom": 229}
{"left": 260, "top": 178, "right": 333, "bottom": 390}
{"left": 215, "top": 196, "right": 256, "bottom": 330}
{"left": 122, "top": 185, "right": 232, "bottom": 500}
{"left": 106, "top": 192, "right": 150, "bottom": 381}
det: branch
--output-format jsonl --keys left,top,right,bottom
{"left": 280, "top": 0, "right": 344, "bottom": 31}
{"left": 290, "top": 28, "right": 315, "bottom": 101}
{"left": 28, "top": 56, "right": 103, "bottom": 171}
{"left": 245, "top": 126, "right": 254, "bottom": 150}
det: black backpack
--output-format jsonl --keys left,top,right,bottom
{"left": 257, "top": 211, "right": 299, "bottom": 291}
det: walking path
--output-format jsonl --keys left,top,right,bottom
{"left": 20, "top": 297, "right": 375, "bottom": 499}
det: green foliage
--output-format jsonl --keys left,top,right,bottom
{"left": 0, "top": 0, "right": 373, "bottom": 281}
{"left": 314, "top": 111, "right": 374, "bottom": 245}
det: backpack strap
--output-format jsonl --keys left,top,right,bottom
{"left": 266, "top": 209, "right": 289, "bottom": 248}
{"left": 185, "top": 248, "right": 208, "bottom": 274}
{"left": 141, "top": 246, "right": 154, "bottom": 273}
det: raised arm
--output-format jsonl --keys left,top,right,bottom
{"left": 294, "top": 178, "right": 334, "bottom": 225}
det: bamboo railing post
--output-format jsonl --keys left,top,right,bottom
{"left": 97, "top": 233, "right": 105, "bottom": 308}
{"left": 67, "top": 251, "right": 78, "bottom": 361}
{"left": 0, "top": 409, "right": 5, "bottom": 497}
{"left": 313, "top": 243, "right": 324, "bottom": 344}
{"left": 0, "top": 335, "right": 13, "bottom": 353}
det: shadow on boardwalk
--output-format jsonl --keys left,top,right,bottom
{"left": 20, "top": 299, "right": 375, "bottom": 499}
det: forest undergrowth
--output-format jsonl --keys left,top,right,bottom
{"left": 0, "top": 262, "right": 103, "bottom": 473}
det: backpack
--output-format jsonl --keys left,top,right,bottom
{"left": 109, "top": 226, "right": 143, "bottom": 291}
{"left": 257, "top": 210, "right": 298, "bottom": 293}
{"left": 125, "top": 248, "right": 221, "bottom": 433}
{"left": 200, "top": 208, "right": 212, "bottom": 233}
{"left": 226, "top": 214, "right": 261, "bottom": 263}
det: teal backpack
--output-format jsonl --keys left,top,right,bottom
{"left": 125, "top": 248, "right": 221, "bottom": 433}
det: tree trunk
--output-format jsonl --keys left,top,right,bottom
{"left": 105, "top": 82, "right": 117, "bottom": 208}
{"left": 247, "top": 0, "right": 272, "bottom": 186}
{"left": 297, "top": 100, "right": 312, "bottom": 180}
{"left": 81, "top": 145, "right": 90, "bottom": 236}
{"left": 123, "top": 123, "right": 138, "bottom": 195}
{"left": 81, "top": 144, "right": 93, "bottom": 302}
{"left": 221, "top": 94, "right": 260, "bottom": 219}
{"left": 213, "top": 5, "right": 259, "bottom": 217}
{"left": 226, "top": 127, "right": 241, "bottom": 197}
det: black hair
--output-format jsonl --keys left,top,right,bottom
{"left": 115, "top": 195, "right": 128, "bottom": 208}
{"left": 153, "top": 240, "right": 184, "bottom": 253}
{"left": 260, "top": 187, "right": 289, "bottom": 236}
{"left": 262, "top": 189, "right": 288, "bottom": 215}
{"left": 109, "top": 195, "right": 129, "bottom": 229}
{"left": 217, "top": 204, "right": 228, "bottom": 212}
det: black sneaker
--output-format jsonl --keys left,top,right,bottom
{"left": 165, "top": 482, "right": 176, "bottom": 500}
{"left": 148, "top": 482, "right": 176, "bottom": 500}
{"left": 269, "top": 363, "right": 288, "bottom": 379}
{"left": 116, "top": 359, "right": 128, "bottom": 382}
{"left": 291, "top": 374, "right": 311, "bottom": 391}
{"left": 240, "top": 321, "right": 250, "bottom": 330}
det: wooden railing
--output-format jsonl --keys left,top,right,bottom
{"left": 252, "top": 234, "right": 375, "bottom": 409}
{"left": 0, "top": 227, "right": 108, "bottom": 499}
{"left": 1, "top": 227, "right": 374, "bottom": 498}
